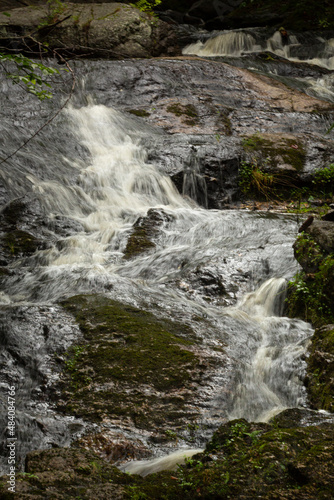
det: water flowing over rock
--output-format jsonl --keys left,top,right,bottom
{"left": 1, "top": 7, "right": 334, "bottom": 494}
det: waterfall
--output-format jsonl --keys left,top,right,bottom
{"left": 183, "top": 29, "right": 334, "bottom": 70}
{"left": 226, "top": 278, "right": 312, "bottom": 422}
{"left": 0, "top": 93, "right": 313, "bottom": 475}
{"left": 121, "top": 448, "right": 203, "bottom": 477}
{"left": 182, "top": 147, "right": 208, "bottom": 208}
{"left": 183, "top": 31, "right": 259, "bottom": 57}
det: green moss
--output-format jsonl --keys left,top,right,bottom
{"left": 128, "top": 109, "right": 151, "bottom": 117}
{"left": 242, "top": 134, "right": 306, "bottom": 172}
{"left": 167, "top": 103, "right": 199, "bottom": 126}
{"left": 59, "top": 295, "right": 202, "bottom": 429}
{"left": 123, "top": 227, "right": 155, "bottom": 259}
{"left": 3, "top": 230, "right": 41, "bottom": 257}
{"left": 124, "top": 209, "right": 173, "bottom": 259}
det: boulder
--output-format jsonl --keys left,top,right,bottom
{"left": 0, "top": 3, "right": 180, "bottom": 58}
{"left": 57, "top": 294, "right": 225, "bottom": 444}
{"left": 305, "top": 219, "right": 334, "bottom": 254}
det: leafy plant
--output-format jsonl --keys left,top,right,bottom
{"left": 312, "top": 163, "right": 334, "bottom": 197}
{"left": 130, "top": 0, "right": 161, "bottom": 14}
{"left": 45, "top": 0, "right": 68, "bottom": 25}
{"left": 0, "top": 52, "right": 61, "bottom": 100}
{"left": 286, "top": 255, "right": 334, "bottom": 326}
{"left": 239, "top": 159, "right": 275, "bottom": 199}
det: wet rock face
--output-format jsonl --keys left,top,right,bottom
{"left": 124, "top": 208, "right": 174, "bottom": 259}
{"left": 306, "top": 324, "right": 334, "bottom": 413}
{"left": 74, "top": 56, "right": 334, "bottom": 207}
{"left": 57, "top": 294, "right": 224, "bottom": 444}
{"left": 0, "top": 195, "right": 84, "bottom": 266}
{"left": 0, "top": 3, "right": 180, "bottom": 58}
{"left": 0, "top": 305, "right": 85, "bottom": 472}
{"left": 0, "top": 195, "right": 48, "bottom": 265}
{"left": 269, "top": 407, "right": 334, "bottom": 427}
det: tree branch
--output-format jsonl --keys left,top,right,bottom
{"left": 0, "top": 38, "right": 76, "bottom": 166}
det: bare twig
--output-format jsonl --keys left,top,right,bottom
{"left": 0, "top": 38, "right": 76, "bottom": 166}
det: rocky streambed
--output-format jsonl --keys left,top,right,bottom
{"left": 0, "top": 3, "right": 334, "bottom": 498}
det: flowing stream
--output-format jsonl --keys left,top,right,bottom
{"left": 4, "top": 24, "right": 334, "bottom": 472}
{"left": 0, "top": 96, "right": 314, "bottom": 474}
{"left": 183, "top": 28, "right": 334, "bottom": 103}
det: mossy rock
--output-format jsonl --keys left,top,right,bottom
{"left": 3, "top": 418, "right": 334, "bottom": 498}
{"left": 123, "top": 208, "right": 173, "bottom": 259}
{"left": 242, "top": 133, "right": 306, "bottom": 173}
{"left": 286, "top": 220, "right": 334, "bottom": 326}
{"left": 126, "top": 418, "right": 334, "bottom": 499}
{"left": 166, "top": 103, "right": 199, "bottom": 126}
{"left": 306, "top": 324, "right": 334, "bottom": 412}
{"left": 58, "top": 294, "right": 210, "bottom": 431}
{"left": 1, "top": 230, "right": 42, "bottom": 259}
{"left": 0, "top": 447, "right": 133, "bottom": 499}
{"left": 127, "top": 109, "right": 151, "bottom": 118}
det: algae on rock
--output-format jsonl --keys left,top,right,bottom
{"left": 58, "top": 294, "right": 215, "bottom": 433}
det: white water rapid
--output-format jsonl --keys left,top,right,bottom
{"left": 0, "top": 98, "right": 314, "bottom": 475}
{"left": 183, "top": 29, "right": 334, "bottom": 69}
{"left": 183, "top": 29, "right": 334, "bottom": 103}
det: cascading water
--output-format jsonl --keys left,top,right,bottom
{"left": 183, "top": 28, "right": 334, "bottom": 69}
{"left": 183, "top": 28, "right": 334, "bottom": 102}
{"left": 226, "top": 278, "right": 312, "bottom": 423}
{"left": 183, "top": 31, "right": 260, "bottom": 57}
{"left": 0, "top": 93, "right": 314, "bottom": 475}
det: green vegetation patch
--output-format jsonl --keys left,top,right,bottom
{"left": 312, "top": 163, "right": 334, "bottom": 197}
{"left": 286, "top": 261, "right": 334, "bottom": 327}
{"left": 286, "top": 231, "right": 334, "bottom": 326}
{"left": 2, "top": 230, "right": 41, "bottom": 257}
{"left": 293, "top": 231, "right": 325, "bottom": 273}
{"left": 240, "top": 133, "right": 307, "bottom": 200}
{"left": 167, "top": 103, "right": 199, "bottom": 126}
{"left": 59, "top": 294, "right": 201, "bottom": 428}
{"left": 242, "top": 133, "right": 306, "bottom": 172}
{"left": 128, "top": 109, "right": 151, "bottom": 118}
{"left": 306, "top": 325, "right": 334, "bottom": 412}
